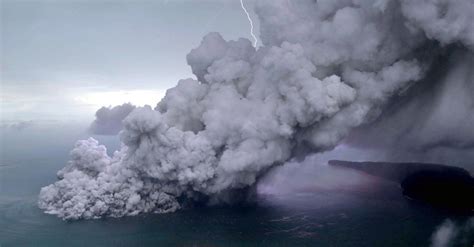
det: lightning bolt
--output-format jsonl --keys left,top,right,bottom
{"left": 240, "top": 0, "right": 258, "bottom": 48}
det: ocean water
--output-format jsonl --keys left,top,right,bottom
{"left": 1, "top": 123, "right": 472, "bottom": 247}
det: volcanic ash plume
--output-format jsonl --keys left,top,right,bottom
{"left": 39, "top": 0, "right": 474, "bottom": 219}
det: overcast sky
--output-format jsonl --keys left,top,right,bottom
{"left": 1, "top": 0, "right": 258, "bottom": 122}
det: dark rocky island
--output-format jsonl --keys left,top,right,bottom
{"left": 329, "top": 160, "right": 474, "bottom": 212}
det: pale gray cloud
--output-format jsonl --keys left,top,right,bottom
{"left": 89, "top": 103, "right": 137, "bottom": 135}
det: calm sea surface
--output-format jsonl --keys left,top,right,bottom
{"left": 1, "top": 123, "right": 472, "bottom": 246}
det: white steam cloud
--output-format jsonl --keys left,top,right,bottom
{"left": 39, "top": 0, "right": 474, "bottom": 220}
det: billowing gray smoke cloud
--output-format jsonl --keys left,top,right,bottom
{"left": 89, "top": 103, "right": 136, "bottom": 135}
{"left": 39, "top": 0, "right": 474, "bottom": 219}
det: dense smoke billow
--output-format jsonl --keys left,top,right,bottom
{"left": 39, "top": 0, "right": 474, "bottom": 220}
{"left": 89, "top": 103, "right": 136, "bottom": 135}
